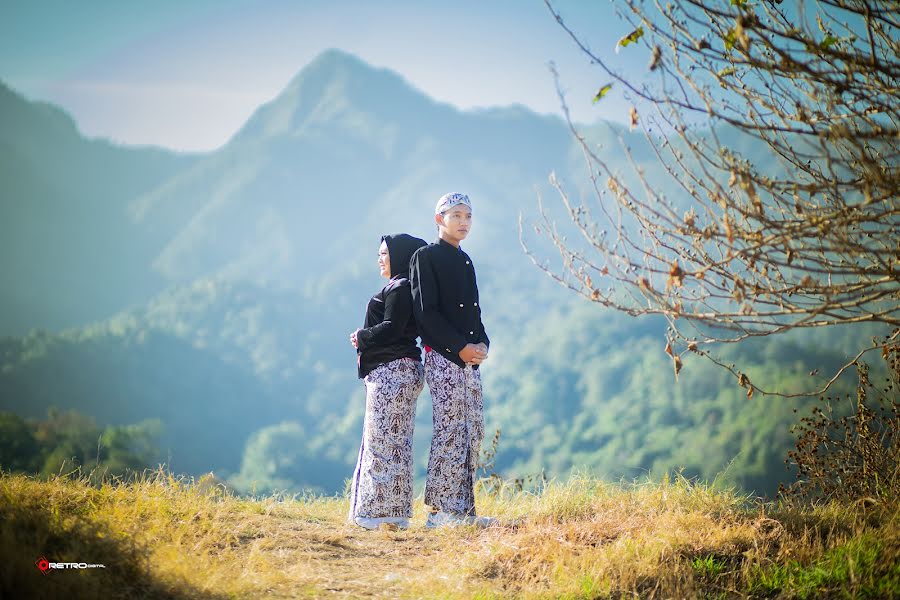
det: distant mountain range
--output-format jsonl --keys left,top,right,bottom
{"left": 126, "top": 49, "right": 595, "bottom": 296}
{"left": 2, "top": 49, "right": 617, "bottom": 333}
{"left": 0, "top": 80, "right": 199, "bottom": 335}
{"left": 1, "top": 49, "right": 860, "bottom": 496}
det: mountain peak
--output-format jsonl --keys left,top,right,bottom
{"left": 300, "top": 48, "right": 369, "bottom": 73}
{"left": 281, "top": 48, "right": 397, "bottom": 100}
{"left": 229, "top": 49, "right": 435, "bottom": 144}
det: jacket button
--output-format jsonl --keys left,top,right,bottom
{"left": 459, "top": 303, "right": 464, "bottom": 308}
{"left": 474, "top": 302, "right": 478, "bottom": 306}
{"left": 465, "top": 261, "right": 470, "bottom": 265}
{"left": 469, "top": 331, "right": 474, "bottom": 335}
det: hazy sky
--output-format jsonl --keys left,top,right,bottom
{"left": 1, "top": 0, "right": 649, "bottom": 152}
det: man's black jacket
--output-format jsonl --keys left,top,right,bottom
{"left": 409, "top": 238, "right": 489, "bottom": 369}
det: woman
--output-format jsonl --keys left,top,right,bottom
{"left": 348, "top": 233, "right": 427, "bottom": 530}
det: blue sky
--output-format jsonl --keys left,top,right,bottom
{"left": 1, "top": 0, "right": 649, "bottom": 152}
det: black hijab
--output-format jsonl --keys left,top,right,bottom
{"left": 382, "top": 233, "right": 426, "bottom": 280}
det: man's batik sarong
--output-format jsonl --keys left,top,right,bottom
{"left": 423, "top": 350, "right": 484, "bottom": 515}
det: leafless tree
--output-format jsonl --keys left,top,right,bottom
{"left": 524, "top": 0, "right": 900, "bottom": 397}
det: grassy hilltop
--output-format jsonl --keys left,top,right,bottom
{"left": 2, "top": 469, "right": 898, "bottom": 599}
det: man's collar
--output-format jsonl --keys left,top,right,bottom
{"left": 436, "top": 238, "right": 462, "bottom": 251}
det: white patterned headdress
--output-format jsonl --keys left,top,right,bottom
{"left": 434, "top": 192, "right": 472, "bottom": 215}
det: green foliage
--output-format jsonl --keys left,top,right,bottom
{"left": 723, "top": 27, "right": 739, "bottom": 50}
{"left": 229, "top": 421, "right": 345, "bottom": 495}
{"left": 0, "top": 413, "right": 40, "bottom": 472}
{"left": 483, "top": 302, "right": 871, "bottom": 498}
{"left": 748, "top": 535, "right": 900, "bottom": 598}
{"left": 691, "top": 554, "right": 727, "bottom": 580}
{"left": 99, "top": 420, "right": 163, "bottom": 475}
{"left": 1, "top": 289, "right": 878, "bottom": 498}
{"left": 591, "top": 83, "right": 613, "bottom": 103}
{"left": 0, "top": 408, "right": 161, "bottom": 480}
{"left": 616, "top": 26, "right": 644, "bottom": 49}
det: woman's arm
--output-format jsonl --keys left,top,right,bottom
{"left": 356, "top": 283, "right": 413, "bottom": 351}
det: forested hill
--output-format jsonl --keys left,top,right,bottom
{"left": 0, "top": 81, "right": 198, "bottom": 336}
{"left": 0, "top": 277, "right": 878, "bottom": 497}
{"left": 0, "top": 49, "right": 879, "bottom": 498}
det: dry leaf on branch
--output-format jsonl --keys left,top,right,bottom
{"left": 667, "top": 262, "right": 685, "bottom": 288}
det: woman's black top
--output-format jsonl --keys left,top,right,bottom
{"left": 356, "top": 234, "right": 427, "bottom": 378}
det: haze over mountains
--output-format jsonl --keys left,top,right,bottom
{"left": 0, "top": 49, "right": 863, "bottom": 496}
{"left": 3, "top": 49, "right": 596, "bottom": 332}
{"left": 0, "top": 79, "right": 197, "bottom": 335}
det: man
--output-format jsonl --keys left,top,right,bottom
{"left": 409, "top": 192, "right": 496, "bottom": 528}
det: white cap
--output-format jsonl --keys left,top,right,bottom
{"left": 435, "top": 192, "right": 472, "bottom": 215}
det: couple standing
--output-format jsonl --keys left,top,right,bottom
{"left": 348, "top": 192, "right": 495, "bottom": 530}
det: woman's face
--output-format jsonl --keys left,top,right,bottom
{"left": 378, "top": 240, "right": 391, "bottom": 278}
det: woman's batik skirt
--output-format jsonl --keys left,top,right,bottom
{"left": 348, "top": 357, "right": 424, "bottom": 524}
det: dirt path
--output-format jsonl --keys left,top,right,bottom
{"left": 227, "top": 509, "right": 482, "bottom": 599}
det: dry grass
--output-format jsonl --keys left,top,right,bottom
{"left": 1, "top": 469, "right": 897, "bottom": 599}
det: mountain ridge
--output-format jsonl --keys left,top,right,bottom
{"left": 123, "top": 48, "right": 582, "bottom": 286}
{"left": 0, "top": 81, "right": 198, "bottom": 336}
{"left": 0, "top": 47, "right": 832, "bottom": 500}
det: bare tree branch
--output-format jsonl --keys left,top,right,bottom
{"left": 529, "top": 0, "right": 900, "bottom": 396}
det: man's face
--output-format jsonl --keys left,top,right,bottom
{"left": 437, "top": 205, "right": 472, "bottom": 243}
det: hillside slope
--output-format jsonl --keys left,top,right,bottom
{"left": 1, "top": 278, "right": 882, "bottom": 497}
{"left": 0, "top": 81, "right": 197, "bottom": 335}
{"left": 2, "top": 471, "right": 897, "bottom": 599}
{"left": 1, "top": 48, "right": 877, "bottom": 501}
